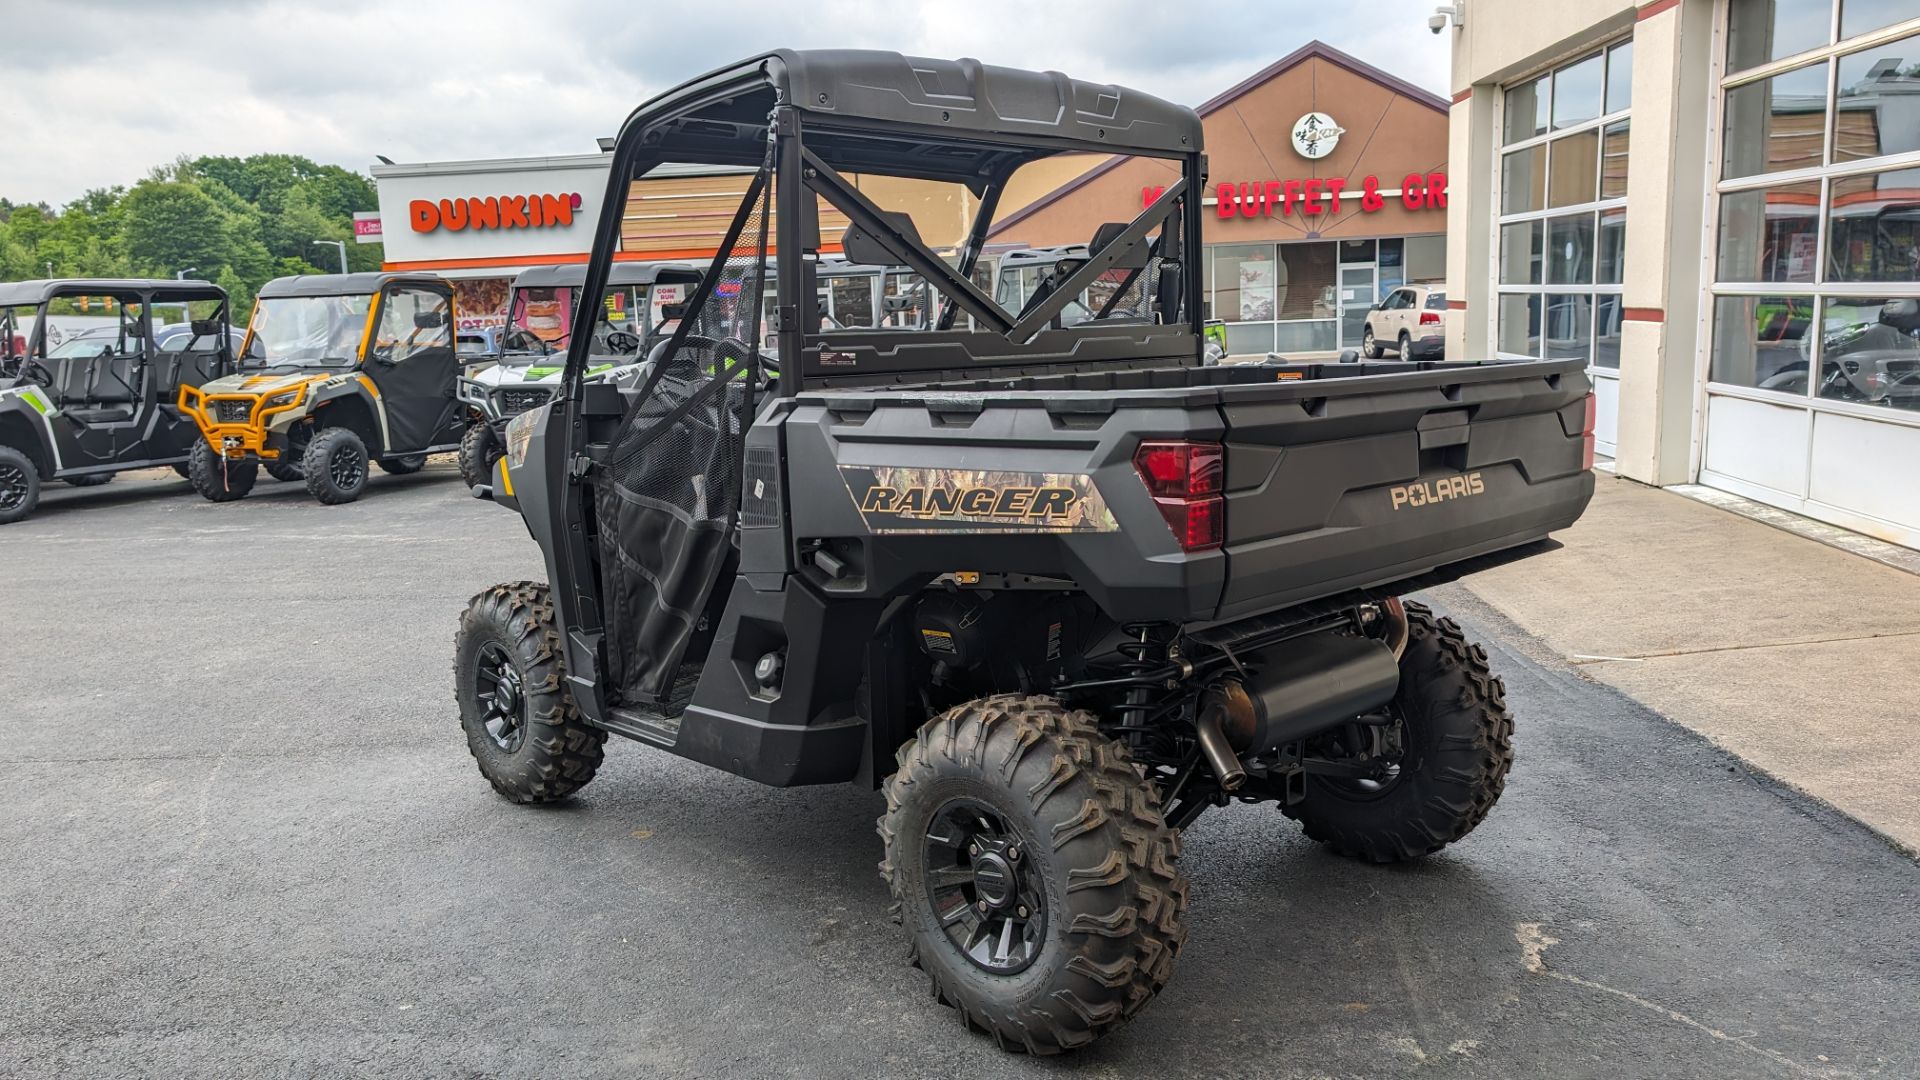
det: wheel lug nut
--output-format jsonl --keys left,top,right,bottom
{"left": 1017, "top": 905, "right": 1029, "bottom": 918}
{"left": 1007, "top": 846, "right": 1019, "bottom": 861}
{"left": 968, "top": 843, "right": 979, "bottom": 856}
{"left": 977, "top": 900, "right": 989, "bottom": 913}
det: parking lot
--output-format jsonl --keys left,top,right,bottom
{"left": 3, "top": 465, "right": 1918, "bottom": 1080}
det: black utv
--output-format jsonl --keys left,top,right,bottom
{"left": 0, "top": 278, "right": 233, "bottom": 524}
{"left": 455, "top": 50, "right": 1596, "bottom": 1054}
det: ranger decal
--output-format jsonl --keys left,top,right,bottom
{"left": 841, "top": 465, "right": 1119, "bottom": 534}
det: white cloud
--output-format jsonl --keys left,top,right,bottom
{"left": 0, "top": 0, "right": 1451, "bottom": 205}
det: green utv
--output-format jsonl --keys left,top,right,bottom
{"left": 455, "top": 261, "right": 702, "bottom": 491}
{"left": 182, "top": 273, "right": 466, "bottom": 505}
{"left": 0, "top": 278, "right": 234, "bottom": 525}
{"left": 455, "top": 50, "right": 1596, "bottom": 1053}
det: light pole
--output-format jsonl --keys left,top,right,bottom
{"left": 172, "top": 269, "right": 200, "bottom": 326}
{"left": 313, "top": 240, "right": 348, "bottom": 275}
{"left": 175, "top": 268, "right": 199, "bottom": 280}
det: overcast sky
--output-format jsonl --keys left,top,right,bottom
{"left": 1, "top": 0, "right": 1453, "bottom": 207}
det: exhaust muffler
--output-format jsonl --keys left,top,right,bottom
{"left": 1196, "top": 631, "right": 1403, "bottom": 790}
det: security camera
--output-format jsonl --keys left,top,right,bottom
{"left": 1429, "top": 2, "right": 1462, "bottom": 32}
{"left": 1428, "top": 12, "right": 1448, "bottom": 32}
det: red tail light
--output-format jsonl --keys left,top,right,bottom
{"left": 1581, "top": 393, "right": 1597, "bottom": 472}
{"left": 1419, "top": 311, "right": 1441, "bottom": 326}
{"left": 1133, "top": 441, "right": 1224, "bottom": 551}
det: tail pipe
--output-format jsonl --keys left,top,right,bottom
{"left": 1194, "top": 626, "right": 1405, "bottom": 789}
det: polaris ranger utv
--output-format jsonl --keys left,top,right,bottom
{"left": 180, "top": 273, "right": 465, "bottom": 505}
{"left": 456, "top": 261, "right": 703, "bottom": 490}
{"left": 0, "top": 278, "right": 234, "bottom": 524}
{"left": 455, "top": 50, "right": 1596, "bottom": 1054}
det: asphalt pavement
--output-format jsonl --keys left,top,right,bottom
{"left": 1, "top": 467, "right": 1916, "bottom": 1080}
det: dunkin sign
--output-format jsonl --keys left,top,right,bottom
{"left": 409, "top": 192, "right": 584, "bottom": 233}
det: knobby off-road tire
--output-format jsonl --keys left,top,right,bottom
{"left": 377, "top": 454, "right": 428, "bottom": 475}
{"left": 458, "top": 423, "right": 499, "bottom": 492}
{"left": 879, "top": 695, "right": 1188, "bottom": 1054}
{"left": 63, "top": 472, "right": 112, "bottom": 488}
{"left": 1288, "top": 601, "right": 1514, "bottom": 862}
{"left": 0, "top": 445, "right": 41, "bottom": 524}
{"left": 454, "top": 581, "right": 605, "bottom": 804}
{"left": 302, "top": 426, "right": 368, "bottom": 505}
{"left": 187, "top": 439, "right": 256, "bottom": 502}
{"left": 264, "top": 457, "right": 304, "bottom": 483}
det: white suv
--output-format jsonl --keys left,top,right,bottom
{"left": 1362, "top": 285, "right": 1450, "bottom": 360}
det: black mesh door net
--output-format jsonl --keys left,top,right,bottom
{"left": 595, "top": 156, "right": 772, "bottom": 708}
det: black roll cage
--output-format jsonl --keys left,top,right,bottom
{"left": 1, "top": 283, "right": 233, "bottom": 385}
{"left": 561, "top": 63, "right": 1207, "bottom": 400}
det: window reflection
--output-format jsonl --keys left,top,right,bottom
{"left": 1826, "top": 167, "right": 1920, "bottom": 283}
{"left": 1718, "top": 181, "right": 1822, "bottom": 283}
{"left": 1711, "top": 294, "right": 1817, "bottom": 392}
{"left": 1553, "top": 53, "right": 1605, "bottom": 129}
{"left": 1728, "top": 0, "right": 1835, "bottom": 72}
{"left": 1501, "top": 221, "right": 1543, "bottom": 284}
{"left": 1817, "top": 296, "right": 1920, "bottom": 409}
{"left": 1606, "top": 41, "right": 1635, "bottom": 114}
{"left": 1545, "top": 293, "right": 1594, "bottom": 362}
{"left": 1547, "top": 214, "right": 1597, "bottom": 284}
{"left": 1722, "top": 62, "right": 1831, "bottom": 180}
{"left": 1505, "top": 75, "right": 1550, "bottom": 142}
{"left": 1840, "top": 0, "right": 1916, "bottom": 40}
{"left": 1503, "top": 146, "right": 1547, "bottom": 214}
{"left": 1498, "top": 293, "right": 1542, "bottom": 357}
{"left": 1549, "top": 128, "right": 1601, "bottom": 207}
{"left": 1834, "top": 30, "right": 1920, "bottom": 166}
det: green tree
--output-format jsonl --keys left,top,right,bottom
{"left": 121, "top": 180, "right": 234, "bottom": 279}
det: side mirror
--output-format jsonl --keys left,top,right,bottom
{"left": 414, "top": 310, "right": 449, "bottom": 330}
{"left": 190, "top": 318, "right": 220, "bottom": 337}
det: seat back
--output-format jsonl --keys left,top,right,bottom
{"left": 89, "top": 352, "right": 140, "bottom": 404}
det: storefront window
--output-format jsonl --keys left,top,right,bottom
{"left": 1841, "top": 0, "right": 1915, "bottom": 39}
{"left": 1502, "top": 146, "right": 1547, "bottom": 214}
{"left": 1495, "top": 43, "right": 1630, "bottom": 370}
{"left": 1605, "top": 41, "right": 1635, "bottom": 113}
{"left": 1214, "top": 244, "right": 1277, "bottom": 322}
{"left": 1710, "top": 294, "right": 1816, "bottom": 393}
{"left": 1833, "top": 29, "right": 1920, "bottom": 166}
{"left": 1500, "top": 222, "right": 1543, "bottom": 284}
{"left": 1552, "top": 53, "right": 1605, "bottom": 130}
{"left": 1727, "top": 0, "right": 1834, "bottom": 73}
{"left": 1717, "top": 182, "right": 1822, "bottom": 283}
{"left": 1279, "top": 242, "right": 1338, "bottom": 352}
{"left": 1721, "top": 62, "right": 1830, "bottom": 180}
{"left": 1712, "top": 6, "right": 1920, "bottom": 416}
{"left": 1505, "top": 75, "right": 1551, "bottom": 143}
{"left": 1404, "top": 235, "right": 1447, "bottom": 283}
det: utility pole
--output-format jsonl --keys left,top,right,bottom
{"left": 313, "top": 240, "right": 349, "bottom": 275}
{"left": 175, "top": 268, "right": 199, "bottom": 280}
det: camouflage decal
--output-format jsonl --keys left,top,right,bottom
{"left": 840, "top": 465, "right": 1118, "bottom": 534}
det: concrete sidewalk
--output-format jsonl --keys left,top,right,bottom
{"left": 1458, "top": 474, "right": 1920, "bottom": 853}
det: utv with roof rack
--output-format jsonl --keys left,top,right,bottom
{"left": 180, "top": 272, "right": 466, "bottom": 505}
{"left": 456, "top": 261, "right": 703, "bottom": 490}
{"left": 0, "top": 278, "right": 233, "bottom": 524}
{"left": 454, "top": 49, "right": 1596, "bottom": 1054}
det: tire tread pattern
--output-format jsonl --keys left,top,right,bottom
{"left": 878, "top": 694, "right": 1188, "bottom": 1055}
{"left": 453, "top": 581, "right": 606, "bottom": 804}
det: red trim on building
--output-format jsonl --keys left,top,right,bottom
{"left": 1451, "top": 88, "right": 1473, "bottom": 105}
{"left": 1637, "top": 0, "right": 1680, "bottom": 19}
{"left": 1446, "top": 300, "right": 1467, "bottom": 310}
{"left": 1623, "top": 306, "right": 1665, "bottom": 323}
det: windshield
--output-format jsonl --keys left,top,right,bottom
{"left": 243, "top": 295, "right": 372, "bottom": 367}
{"left": 48, "top": 333, "right": 125, "bottom": 358}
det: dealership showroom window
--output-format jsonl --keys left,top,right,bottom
{"left": 1495, "top": 40, "right": 1633, "bottom": 452}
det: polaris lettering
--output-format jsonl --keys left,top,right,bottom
{"left": 1390, "top": 472, "right": 1485, "bottom": 510}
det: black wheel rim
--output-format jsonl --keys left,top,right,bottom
{"left": 474, "top": 641, "right": 527, "bottom": 752}
{"left": 329, "top": 444, "right": 365, "bottom": 490}
{"left": 0, "top": 462, "right": 27, "bottom": 511}
{"left": 923, "top": 798, "right": 1047, "bottom": 974}
{"left": 1324, "top": 703, "right": 1408, "bottom": 798}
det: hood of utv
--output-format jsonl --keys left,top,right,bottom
{"left": 197, "top": 371, "right": 334, "bottom": 396}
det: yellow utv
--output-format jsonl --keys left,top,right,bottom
{"left": 179, "top": 273, "right": 465, "bottom": 505}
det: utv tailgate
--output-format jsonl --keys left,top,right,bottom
{"left": 781, "top": 357, "right": 1593, "bottom": 625}
{"left": 1211, "top": 358, "right": 1593, "bottom": 621}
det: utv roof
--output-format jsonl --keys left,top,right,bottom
{"left": 0, "top": 278, "right": 226, "bottom": 306}
{"left": 625, "top": 49, "right": 1202, "bottom": 172}
{"left": 255, "top": 272, "right": 448, "bottom": 299}
{"left": 510, "top": 262, "right": 704, "bottom": 290}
